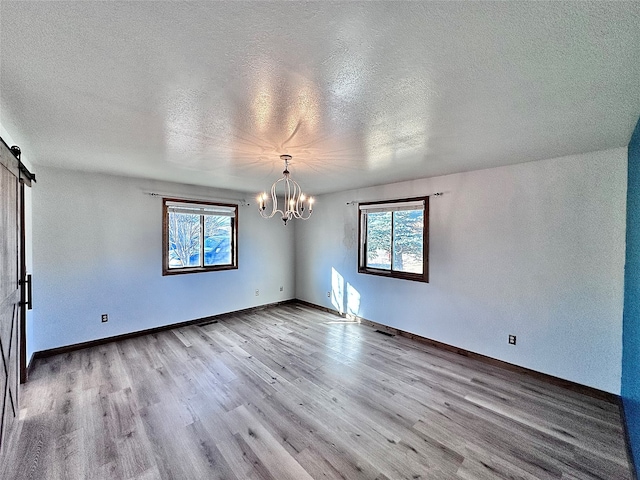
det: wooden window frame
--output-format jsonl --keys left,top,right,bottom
{"left": 358, "top": 196, "right": 429, "bottom": 283}
{"left": 162, "top": 198, "right": 238, "bottom": 276}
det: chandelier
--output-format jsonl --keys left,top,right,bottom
{"left": 257, "top": 155, "right": 314, "bottom": 225}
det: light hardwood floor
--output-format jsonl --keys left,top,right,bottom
{"left": 0, "top": 303, "right": 633, "bottom": 479}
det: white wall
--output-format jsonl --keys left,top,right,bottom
{"left": 27, "top": 148, "right": 629, "bottom": 393}
{"left": 30, "top": 166, "right": 295, "bottom": 352}
{"left": 295, "top": 148, "right": 627, "bottom": 394}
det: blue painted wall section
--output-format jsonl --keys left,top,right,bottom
{"left": 623, "top": 115, "right": 640, "bottom": 475}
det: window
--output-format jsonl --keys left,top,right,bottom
{"left": 162, "top": 198, "right": 238, "bottom": 275}
{"left": 358, "top": 197, "right": 428, "bottom": 282}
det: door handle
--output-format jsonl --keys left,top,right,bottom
{"left": 20, "top": 274, "right": 32, "bottom": 310}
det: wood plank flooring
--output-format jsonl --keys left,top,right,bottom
{"left": 0, "top": 304, "right": 633, "bottom": 479}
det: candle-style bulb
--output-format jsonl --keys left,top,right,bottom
{"left": 257, "top": 193, "right": 267, "bottom": 210}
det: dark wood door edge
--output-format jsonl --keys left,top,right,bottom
{"left": 19, "top": 183, "right": 27, "bottom": 384}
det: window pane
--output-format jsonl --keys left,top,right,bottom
{"left": 204, "top": 215, "right": 232, "bottom": 266}
{"left": 366, "top": 211, "right": 392, "bottom": 270}
{"left": 392, "top": 210, "right": 423, "bottom": 274}
{"left": 168, "top": 212, "right": 201, "bottom": 268}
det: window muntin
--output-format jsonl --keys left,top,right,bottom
{"left": 359, "top": 197, "right": 428, "bottom": 282}
{"left": 163, "top": 199, "right": 238, "bottom": 275}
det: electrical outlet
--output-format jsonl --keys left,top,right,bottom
{"left": 255, "top": 289, "right": 259, "bottom": 296}
{"left": 327, "top": 291, "right": 331, "bottom": 298}
{"left": 101, "top": 314, "right": 108, "bottom": 323}
{"left": 508, "top": 334, "right": 516, "bottom": 345}
{"left": 279, "top": 286, "right": 283, "bottom": 292}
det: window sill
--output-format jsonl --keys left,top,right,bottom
{"left": 358, "top": 267, "right": 428, "bottom": 283}
{"left": 163, "top": 264, "right": 238, "bottom": 276}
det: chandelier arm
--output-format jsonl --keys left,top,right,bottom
{"left": 288, "top": 178, "right": 296, "bottom": 220}
{"left": 297, "top": 178, "right": 313, "bottom": 219}
{"left": 290, "top": 179, "right": 309, "bottom": 219}
{"left": 271, "top": 178, "right": 281, "bottom": 217}
{"left": 284, "top": 177, "right": 292, "bottom": 221}
{"left": 258, "top": 177, "right": 286, "bottom": 219}
{"left": 295, "top": 180, "right": 302, "bottom": 218}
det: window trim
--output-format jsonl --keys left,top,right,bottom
{"left": 357, "top": 196, "right": 429, "bottom": 283}
{"left": 162, "top": 198, "right": 238, "bottom": 276}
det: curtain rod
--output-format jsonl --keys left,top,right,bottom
{"left": 143, "top": 191, "right": 250, "bottom": 206}
{"left": 345, "top": 192, "right": 443, "bottom": 205}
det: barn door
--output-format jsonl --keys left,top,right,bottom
{"left": 0, "top": 140, "right": 33, "bottom": 455}
{"left": 0, "top": 144, "right": 20, "bottom": 455}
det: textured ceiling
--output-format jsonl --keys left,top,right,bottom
{"left": 1, "top": 1, "right": 639, "bottom": 195}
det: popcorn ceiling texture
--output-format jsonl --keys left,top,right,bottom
{"left": 1, "top": 1, "right": 638, "bottom": 194}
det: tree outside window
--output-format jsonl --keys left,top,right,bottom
{"left": 359, "top": 197, "right": 428, "bottom": 282}
{"left": 163, "top": 199, "right": 237, "bottom": 275}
